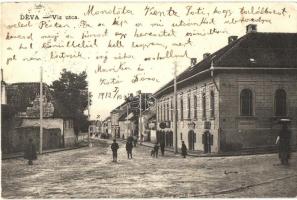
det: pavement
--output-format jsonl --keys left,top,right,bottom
{"left": 1, "top": 141, "right": 89, "bottom": 160}
{"left": 1, "top": 138, "right": 297, "bottom": 198}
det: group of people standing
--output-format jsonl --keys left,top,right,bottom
{"left": 111, "top": 139, "right": 134, "bottom": 162}
{"left": 110, "top": 139, "right": 189, "bottom": 162}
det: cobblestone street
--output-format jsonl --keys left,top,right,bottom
{"left": 2, "top": 139, "right": 297, "bottom": 198}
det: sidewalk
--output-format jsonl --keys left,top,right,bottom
{"left": 138, "top": 141, "right": 297, "bottom": 157}
{"left": 2, "top": 142, "right": 89, "bottom": 160}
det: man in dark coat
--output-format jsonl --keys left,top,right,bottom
{"left": 24, "top": 138, "right": 37, "bottom": 165}
{"left": 111, "top": 139, "right": 119, "bottom": 162}
{"left": 276, "top": 123, "right": 291, "bottom": 165}
{"left": 160, "top": 141, "right": 165, "bottom": 156}
{"left": 181, "top": 141, "right": 187, "bottom": 158}
{"left": 154, "top": 143, "right": 159, "bottom": 158}
{"left": 126, "top": 141, "right": 133, "bottom": 159}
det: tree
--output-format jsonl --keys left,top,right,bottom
{"left": 51, "top": 69, "right": 89, "bottom": 138}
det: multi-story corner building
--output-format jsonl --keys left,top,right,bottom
{"left": 154, "top": 24, "right": 297, "bottom": 153}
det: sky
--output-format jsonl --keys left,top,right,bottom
{"left": 1, "top": 1, "right": 297, "bottom": 120}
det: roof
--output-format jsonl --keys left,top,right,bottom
{"left": 118, "top": 111, "right": 138, "bottom": 121}
{"left": 154, "top": 32, "right": 297, "bottom": 98}
{"left": 6, "top": 82, "right": 52, "bottom": 113}
{"left": 6, "top": 82, "right": 74, "bottom": 119}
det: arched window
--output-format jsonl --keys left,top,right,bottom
{"left": 240, "top": 89, "right": 253, "bottom": 116}
{"left": 167, "top": 100, "right": 170, "bottom": 121}
{"left": 202, "top": 91, "right": 206, "bottom": 119}
{"left": 275, "top": 89, "right": 286, "bottom": 116}
{"left": 163, "top": 101, "right": 167, "bottom": 121}
{"left": 180, "top": 96, "right": 184, "bottom": 120}
{"left": 160, "top": 104, "right": 163, "bottom": 121}
{"left": 194, "top": 95, "right": 197, "bottom": 119}
{"left": 187, "top": 95, "right": 191, "bottom": 119}
{"left": 158, "top": 105, "right": 161, "bottom": 121}
{"left": 210, "top": 91, "right": 215, "bottom": 118}
{"left": 170, "top": 98, "right": 173, "bottom": 121}
{"left": 163, "top": 101, "right": 166, "bottom": 121}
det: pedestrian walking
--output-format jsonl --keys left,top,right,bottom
{"left": 126, "top": 141, "right": 133, "bottom": 159}
{"left": 154, "top": 143, "right": 159, "bottom": 158}
{"left": 160, "top": 141, "right": 165, "bottom": 156}
{"left": 111, "top": 139, "right": 119, "bottom": 162}
{"left": 24, "top": 138, "right": 37, "bottom": 165}
{"left": 181, "top": 141, "right": 187, "bottom": 158}
{"left": 276, "top": 121, "right": 291, "bottom": 165}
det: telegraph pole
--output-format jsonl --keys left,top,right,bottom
{"left": 173, "top": 62, "right": 178, "bottom": 153}
{"left": 127, "top": 101, "right": 129, "bottom": 136}
{"left": 87, "top": 91, "right": 90, "bottom": 146}
{"left": 39, "top": 66, "right": 43, "bottom": 154}
{"left": 138, "top": 90, "right": 142, "bottom": 143}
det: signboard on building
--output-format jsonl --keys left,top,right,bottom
{"left": 159, "top": 121, "right": 170, "bottom": 129}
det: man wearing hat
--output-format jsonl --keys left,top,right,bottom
{"left": 111, "top": 139, "right": 119, "bottom": 162}
{"left": 276, "top": 119, "right": 291, "bottom": 165}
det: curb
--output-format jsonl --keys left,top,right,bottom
{"left": 2, "top": 144, "right": 89, "bottom": 160}
{"left": 138, "top": 142, "right": 297, "bottom": 158}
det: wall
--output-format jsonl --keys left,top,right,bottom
{"left": 14, "top": 127, "right": 63, "bottom": 152}
{"left": 111, "top": 112, "right": 120, "bottom": 137}
{"left": 21, "top": 118, "right": 76, "bottom": 147}
{"left": 219, "top": 72, "right": 297, "bottom": 151}
{"left": 119, "top": 120, "right": 136, "bottom": 139}
{"left": 156, "top": 76, "right": 221, "bottom": 153}
{"left": 22, "top": 118, "right": 64, "bottom": 132}
{"left": 63, "top": 119, "right": 76, "bottom": 147}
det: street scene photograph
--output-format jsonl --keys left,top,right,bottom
{"left": 1, "top": 1, "right": 297, "bottom": 198}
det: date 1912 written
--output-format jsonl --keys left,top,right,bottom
{"left": 98, "top": 87, "right": 123, "bottom": 100}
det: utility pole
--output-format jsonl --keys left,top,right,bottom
{"left": 39, "top": 66, "right": 43, "bottom": 154}
{"left": 127, "top": 101, "right": 129, "bottom": 136}
{"left": 173, "top": 62, "right": 178, "bottom": 153}
{"left": 138, "top": 90, "right": 142, "bottom": 143}
{"left": 87, "top": 91, "right": 90, "bottom": 146}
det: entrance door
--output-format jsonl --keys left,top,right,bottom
{"left": 202, "top": 131, "right": 213, "bottom": 153}
{"left": 188, "top": 130, "right": 195, "bottom": 150}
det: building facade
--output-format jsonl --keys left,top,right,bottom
{"left": 154, "top": 25, "right": 297, "bottom": 153}
{"left": 1, "top": 83, "right": 76, "bottom": 154}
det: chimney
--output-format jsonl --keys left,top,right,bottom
{"left": 246, "top": 24, "right": 257, "bottom": 33}
{"left": 190, "top": 58, "right": 197, "bottom": 66}
{"left": 228, "top": 36, "right": 238, "bottom": 44}
{"left": 203, "top": 53, "right": 211, "bottom": 59}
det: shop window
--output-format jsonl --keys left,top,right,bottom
{"left": 275, "top": 89, "right": 287, "bottom": 116}
{"left": 240, "top": 89, "right": 253, "bottom": 116}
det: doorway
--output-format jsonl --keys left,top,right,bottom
{"left": 188, "top": 130, "right": 196, "bottom": 150}
{"left": 202, "top": 131, "right": 213, "bottom": 153}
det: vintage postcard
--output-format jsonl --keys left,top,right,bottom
{"left": 1, "top": 1, "right": 297, "bottom": 198}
